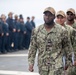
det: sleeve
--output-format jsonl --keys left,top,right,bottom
{"left": 28, "top": 28, "right": 38, "bottom": 66}
{"left": 0, "top": 24, "right": 3, "bottom": 34}
{"left": 25, "top": 22, "right": 33, "bottom": 32}
{"left": 22, "top": 24, "right": 26, "bottom": 32}
{"left": 61, "top": 29, "right": 73, "bottom": 66}
{"left": 71, "top": 29, "right": 76, "bottom": 61}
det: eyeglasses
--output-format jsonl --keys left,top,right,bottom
{"left": 67, "top": 13, "right": 74, "bottom": 16}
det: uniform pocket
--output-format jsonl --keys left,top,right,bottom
{"left": 42, "top": 66, "right": 49, "bottom": 71}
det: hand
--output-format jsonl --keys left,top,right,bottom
{"left": 28, "top": 65, "right": 34, "bottom": 72}
{"left": 2, "top": 33, "right": 4, "bottom": 36}
{"left": 24, "top": 31, "right": 26, "bottom": 34}
{"left": 74, "top": 61, "right": 76, "bottom": 66}
{"left": 6, "top": 33, "right": 9, "bottom": 36}
{"left": 18, "top": 29, "right": 20, "bottom": 32}
{"left": 64, "top": 66, "right": 68, "bottom": 70}
{"left": 13, "top": 29, "right": 16, "bottom": 32}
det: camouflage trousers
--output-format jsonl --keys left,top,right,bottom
{"left": 38, "top": 66, "right": 65, "bottom": 75}
{"left": 67, "top": 66, "right": 76, "bottom": 75}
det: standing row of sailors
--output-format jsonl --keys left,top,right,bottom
{"left": 0, "top": 12, "right": 35, "bottom": 54}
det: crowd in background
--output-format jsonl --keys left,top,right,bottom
{"left": 0, "top": 12, "right": 35, "bottom": 54}
{"left": 0, "top": 9, "right": 76, "bottom": 55}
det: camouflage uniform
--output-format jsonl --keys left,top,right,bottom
{"left": 67, "top": 26, "right": 76, "bottom": 75}
{"left": 64, "top": 24, "right": 73, "bottom": 37}
{"left": 70, "top": 22, "right": 76, "bottom": 57}
{"left": 71, "top": 22, "right": 76, "bottom": 29}
{"left": 28, "top": 24, "right": 73, "bottom": 75}
{"left": 56, "top": 10, "right": 74, "bottom": 39}
{"left": 65, "top": 22, "right": 76, "bottom": 57}
{"left": 65, "top": 8, "right": 76, "bottom": 75}
{"left": 64, "top": 24, "right": 76, "bottom": 75}
{"left": 65, "top": 8, "right": 76, "bottom": 60}
{"left": 71, "top": 22, "right": 76, "bottom": 52}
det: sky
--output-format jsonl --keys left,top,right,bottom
{"left": 0, "top": 0, "right": 76, "bottom": 27}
